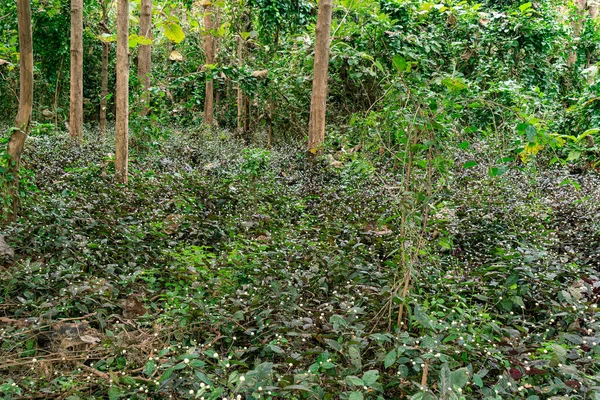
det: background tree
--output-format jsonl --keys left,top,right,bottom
{"left": 307, "top": 0, "right": 333, "bottom": 154}
{"left": 99, "top": 0, "right": 111, "bottom": 138}
{"left": 138, "top": 0, "right": 152, "bottom": 116}
{"left": 69, "top": 0, "right": 83, "bottom": 141}
{"left": 202, "top": 0, "right": 215, "bottom": 125}
{"left": 4, "top": 0, "right": 33, "bottom": 221}
{"left": 115, "top": 0, "right": 128, "bottom": 183}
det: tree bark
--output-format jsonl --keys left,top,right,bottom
{"left": 69, "top": 0, "right": 83, "bottom": 141}
{"left": 99, "top": 1, "right": 110, "bottom": 139}
{"left": 5, "top": 0, "right": 33, "bottom": 222}
{"left": 307, "top": 0, "right": 333, "bottom": 154}
{"left": 138, "top": 0, "right": 152, "bottom": 116}
{"left": 100, "top": 42, "right": 109, "bottom": 138}
{"left": 236, "top": 35, "right": 244, "bottom": 137}
{"left": 115, "top": 0, "right": 129, "bottom": 184}
{"left": 202, "top": 2, "right": 214, "bottom": 125}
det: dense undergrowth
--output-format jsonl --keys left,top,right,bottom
{"left": 0, "top": 126, "right": 599, "bottom": 400}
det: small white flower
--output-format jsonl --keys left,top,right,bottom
{"left": 239, "top": 375, "right": 246, "bottom": 382}
{"left": 184, "top": 358, "right": 190, "bottom": 364}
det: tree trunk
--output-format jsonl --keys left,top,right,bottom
{"left": 100, "top": 42, "right": 109, "bottom": 138}
{"left": 115, "top": 0, "right": 129, "bottom": 184}
{"left": 69, "top": 0, "right": 83, "bottom": 141}
{"left": 203, "top": 2, "right": 214, "bottom": 125}
{"left": 5, "top": 0, "right": 33, "bottom": 222}
{"left": 99, "top": 1, "right": 110, "bottom": 139}
{"left": 236, "top": 35, "right": 244, "bottom": 137}
{"left": 307, "top": 0, "right": 333, "bottom": 154}
{"left": 138, "top": 0, "right": 152, "bottom": 116}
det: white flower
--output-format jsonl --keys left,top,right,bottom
{"left": 184, "top": 358, "right": 190, "bottom": 364}
{"left": 239, "top": 375, "right": 246, "bottom": 382}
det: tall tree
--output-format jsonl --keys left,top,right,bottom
{"left": 307, "top": 0, "right": 333, "bottom": 154}
{"left": 99, "top": 0, "right": 110, "bottom": 138}
{"left": 202, "top": 0, "right": 215, "bottom": 125}
{"left": 138, "top": 0, "right": 152, "bottom": 116}
{"left": 236, "top": 34, "right": 245, "bottom": 137}
{"left": 5, "top": 0, "right": 33, "bottom": 221}
{"left": 69, "top": 0, "right": 83, "bottom": 141}
{"left": 115, "top": 0, "right": 129, "bottom": 183}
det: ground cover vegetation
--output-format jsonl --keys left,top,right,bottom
{"left": 1, "top": 0, "right": 600, "bottom": 399}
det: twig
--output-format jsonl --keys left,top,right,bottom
{"left": 76, "top": 362, "right": 109, "bottom": 380}
{"left": 421, "top": 361, "right": 429, "bottom": 387}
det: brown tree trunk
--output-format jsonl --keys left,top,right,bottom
{"left": 99, "top": 1, "right": 110, "bottom": 139}
{"left": 115, "top": 0, "right": 129, "bottom": 184}
{"left": 69, "top": 0, "right": 83, "bottom": 141}
{"left": 5, "top": 0, "right": 33, "bottom": 221}
{"left": 202, "top": 1, "right": 214, "bottom": 125}
{"left": 100, "top": 42, "right": 109, "bottom": 137}
{"left": 138, "top": 0, "right": 152, "bottom": 116}
{"left": 307, "top": 0, "right": 333, "bottom": 154}
{"left": 236, "top": 35, "right": 244, "bottom": 137}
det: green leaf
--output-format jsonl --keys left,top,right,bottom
{"left": 144, "top": 359, "right": 155, "bottom": 376}
{"left": 384, "top": 349, "right": 397, "bottom": 368}
{"left": 578, "top": 128, "right": 599, "bottom": 141}
{"left": 413, "top": 304, "right": 433, "bottom": 329}
{"left": 232, "top": 310, "right": 244, "bottom": 320}
{"left": 463, "top": 160, "right": 477, "bottom": 168}
{"left": 159, "top": 367, "right": 174, "bottom": 382}
{"left": 346, "top": 375, "right": 364, "bottom": 386}
{"left": 362, "top": 370, "right": 379, "bottom": 386}
{"left": 567, "top": 150, "right": 581, "bottom": 161}
{"left": 164, "top": 23, "right": 185, "bottom": 43}
{"left": 392, "top": 55, "right": 407, "bottom": 72}
{"left": 450, "top": 367, "right": 469, "bottom": 388}
{"left": 348, "top": 345, "right": 362, "bottom": 369}
{"left": 458, "top": 141, "right": 470, "bottom": 149}
{"left": 324, "top": 338, "right": 342, "bottom": 352}
{"left": 349, "top": 391, "right": 364, "bottom": 400}
{"left": 440, "top": 363, "right": 451, "bottom": 393}
{"left": 321, "top": 361, "right": 336, "bottom": 369}
{"left": 519, "top": 2, "right": 532, "bottom": 12}
{"left": 473, "top": 374, "right": 483, "bottom": 388}
{"left": 283, "top": 384, "right": 312, "bottom": 392}
{"left": 128, "top": 33, "right": 152, "bottom": 48}
{"left": 551, "top": 343, "right": 567, "bottom": 363}
{"left": 108, "top": 386, "right": 121, "bottom": 400}
{"left": 488, "top": 166, "right": 507, "bottom": 177}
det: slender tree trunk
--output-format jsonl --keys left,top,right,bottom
{"left": 115, "top": 0, "right": 129, "bottom": 184}
{"left": 236, "top": 35, "right": 244, "bottom": 137}
{"left": 138, "top": 0, "right": 152, "bottom": 116}
{"left": 100, "top": 43, "right": 109, "bottom": 138}
{"left": 99, "top": 1, "right": 110, "bottom": 138}
{"left": 69, "top": 0, "right": 83, "bottom": 141}
{"left": 202, "top": 1, "right": 214, "bottom": 125}
{"left": 307, "top": 0, "right": 333, "bottom": 153}
{"left": 5, "top": 0, "right": 33, "bottom": 222}
{"left": 100, "top": 0, "right": 110, "bottom": 140}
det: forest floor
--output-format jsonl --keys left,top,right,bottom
{"left": 0, "top": 126, "right": 599, "bottom": 400}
